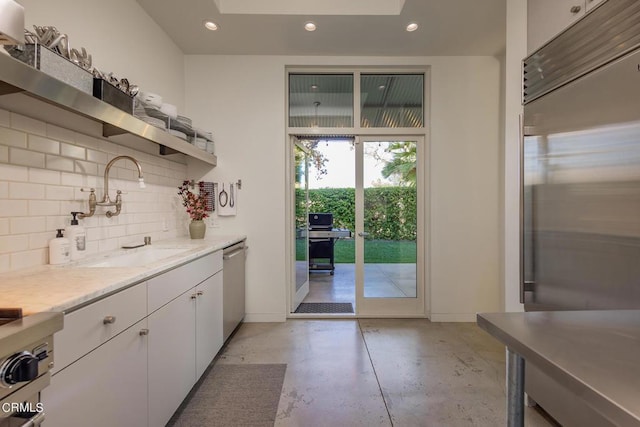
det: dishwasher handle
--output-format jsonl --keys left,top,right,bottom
{"left": 223, "top": 246, "right": 247, "bottom": 260}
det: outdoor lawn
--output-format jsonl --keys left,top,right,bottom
{"left": 297, "top": 239, "right": 416, "bottom": 263}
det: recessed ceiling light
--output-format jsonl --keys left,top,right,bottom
{"left": 204, "top": 21, "right": 219, "bottom": 31}
{"left": 304, "top": 22, "right": 317, "bottom": 32}
{"left": 406, "top": 22, "right": 419, "bottom": 32}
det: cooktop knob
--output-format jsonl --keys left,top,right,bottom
{"left": 0, "top": 351, "right": 38, "bottom": 388}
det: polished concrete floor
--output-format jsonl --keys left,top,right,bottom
{"left": 303, "top": 263, "right": 417, "bottom": 308}
{"left": 216, "top": 319, "right": 557, "bottom": 426}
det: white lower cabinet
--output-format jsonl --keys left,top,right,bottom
{"left": 42, "top": 249, "right": 225, "bottom": 427}
{"left": 148, "top": 270, "right": 224, "bottom": 426}
{"left": 196, "top": 272, "right": 223, "bottom": 378}
{"left": 41, "top": 319, "right": 148, "bottom": 427}
{"left": 148, "top": 288, "right": 197, "bottom": 427}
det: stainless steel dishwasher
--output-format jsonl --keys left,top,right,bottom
{"left": 222, "top": 240, "right": 246, "bottom": 341}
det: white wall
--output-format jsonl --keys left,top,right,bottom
{"left": 184, "top": 55, "right": 502, "bottom": 322}
{"left": 15, "top": 0, "right": 186, "bottom": 110}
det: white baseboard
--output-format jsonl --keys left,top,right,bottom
{"left": 429, "top": 313, "right": 478, "bottom": 322}
{"left": 244, "top": 312, "right": 287, "bottom": 322}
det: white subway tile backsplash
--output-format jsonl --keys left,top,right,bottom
{"left": 75, "top": 133, "right": 100, "bottom": 150}
{"left": 107, "top": 225, "right": 127, "bottom": 238}
{"left": 28, "top": 135, "right": 60, "bottom": 154}
{"left": 0, "top": 127, "right": 27, "bottom": 148}
{"left": 74, "top": 160, "right": 98, "bottom": 176}
{"left": 11, "top": 249, "right": 47, "bottom": 270}
{"left": 0, "top": 235, "right": 29, "bottom": 254}
{"left": 2, "top": 200, "right": 28, "bottom": 217}
{"left": 46, "top": 124, "right": 75, "bottom": 144}
{"left": 29, "top": 168, "right": 61, "bottom": 185}
{"left": 9, "top": 182, "right": 45, "bottom": 200}
{"left": 46, "top": 216, "right": 68, "bottom": 232}
{"left": 10, "top": 148, "right": 45, "bottom": 168}
{"left": 46, "top": 155, "right": 75, "bottom": 172}
{"left": 11, "top": 114, "right": 46, "bottom": 136}
{"left": 28, "top": 200, "right": 61, "bottom": 216}
{"left": 86, "top": 149, "right": 108, "bottom": 164}
{"left": 10, "top": 217, "right": 46, "bottom": 234}
{"left": 29, "top": 231, "right": 52, "bottom": 250}
{"left": 0, "top": 164, "right": 28, "bottom": 181}
{"left": 45, "top": 185, "right": 75, "bottom": 201}
{"left": 0, "top": 109, "right": 9, "bottom": 127}
{"left": 0, "top": 218, "right": 8, "bottom": 235}
{"left": 61, "top": 143, "right": 86, "bottom": 159}
{"left": 2, "top": 110, "right": 191, "bottom": 272}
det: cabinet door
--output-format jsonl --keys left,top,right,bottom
{"left": 528, "top": 0, "right": 585, "bottom": 53}
{"left": 41, "top": 319, "right": 148, "bottom": 427}
{"left": 148, "top": 290, "right": 196, "bottom": 427}
{"left": 195, "top": 272, "right": 223, "bottom": 379}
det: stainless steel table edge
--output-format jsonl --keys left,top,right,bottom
{"left": 476, "top": 312, "right": 640, "bottom": 427}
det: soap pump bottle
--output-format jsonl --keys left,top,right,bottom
{"left": 67, "top": 212, "right": 87, "bottom": 261}
{"left": 49, "top": 229, "right": 70, "bottom": 265}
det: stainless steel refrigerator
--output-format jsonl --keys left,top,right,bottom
{"left": 521, "top": 0, "right": 640, "bottom": 424}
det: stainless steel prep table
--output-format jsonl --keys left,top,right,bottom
{"left": 477, "top": 310, "right": 640, "bottom": 427}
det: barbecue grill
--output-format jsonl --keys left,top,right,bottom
{"left": 308, "top": 213, "right": 351, "bottom": 275}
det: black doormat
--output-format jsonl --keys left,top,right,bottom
{"left": 295, "top": 302, "right": 354, "bottom": 313}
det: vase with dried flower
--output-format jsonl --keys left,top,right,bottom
{"left": 178, "top": 181, "right": 209, "bottom": 239}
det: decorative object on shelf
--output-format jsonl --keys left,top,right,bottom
{"left": 178, "top": 180, "right": 209, "bottom": 239}
{"left": 6, "top": 25, "right": 139, "bottom": 98}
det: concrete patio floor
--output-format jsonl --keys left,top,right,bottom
{"left": 302, "top": 263, "right": 417, "bottom": 309}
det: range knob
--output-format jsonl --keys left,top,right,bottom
{"left": 0, "top": 351, "right": 38, "bottom": 388}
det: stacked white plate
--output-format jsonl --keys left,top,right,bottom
{"left": 140, "top": 116, "right": 166, "bottom": 129}
{"left": 168, "top": 129, "right": 188, "bottom": 140}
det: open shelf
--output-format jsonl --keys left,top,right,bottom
{"left": 0, "top": 52, "right": 216, "bottom": 166}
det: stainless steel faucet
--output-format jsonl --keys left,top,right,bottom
{"left": 79, "top": 155, "right": 145, "bottom": 218}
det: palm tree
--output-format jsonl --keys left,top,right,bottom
{"left": 381, "top": 141, "right": 416, "bottom": 186}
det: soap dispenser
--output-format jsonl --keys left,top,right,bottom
{"left": 49, "top": 229, "right": 70, "bottom": 265}
{"left": 66, "top": 212, "right": 87, "bottom": 261}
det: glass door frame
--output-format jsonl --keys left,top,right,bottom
{"left": 289, "top": 138, "right": 311, "bottom": 313}
{"left": 355, "top": 135, "right": 427, "bottom": 317}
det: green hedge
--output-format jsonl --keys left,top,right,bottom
{"left": 296, "top": 187, "right": 417, "bottom": 240}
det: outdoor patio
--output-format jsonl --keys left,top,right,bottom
{"left": 302, "top": 263, "right": 417, "bottom": 308}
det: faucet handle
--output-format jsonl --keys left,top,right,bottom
{"left": 80, "top": 187, "right": 95, "bottom": 193}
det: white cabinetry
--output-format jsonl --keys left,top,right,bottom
{"left": 527, "top": 0, "right": 606, "bottom": 53}
{"left": 148, "top": 289, "right": 196, "bottom": 427}
{"left": 41, "top": 281, "right": 147, "bottom": 426}
{"left": 196, "top": 273, "right": 224, "bottom": 378}
{"left": 41, "top": 249, "right": 225, "bottom": 427}
{"left": 147, "top": 251, "right": 224, "bottom": 427}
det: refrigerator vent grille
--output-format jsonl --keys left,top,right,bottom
{"left": 523, "top": 0, "right": 640, "bottom": 104}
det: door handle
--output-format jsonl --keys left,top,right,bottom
{"left": 358, "top": 232, "right": 369, "bottom": 237}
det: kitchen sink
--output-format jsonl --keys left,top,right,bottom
{"left": 77, "top": 247, "right": 192, "bottom": 268}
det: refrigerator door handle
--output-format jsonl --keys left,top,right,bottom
{"left": 519, "top": 113, "right": 526, "bottom": 304}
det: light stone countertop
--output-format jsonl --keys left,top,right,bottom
{"left": 0, "top": 235, "right": 246, "bottom": 315}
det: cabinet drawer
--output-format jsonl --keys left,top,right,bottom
{"left": 148, "top": 250, "right": 222, "bottom": 313}
{"left": 53, "top": 283, "right": 147, "bottom": 373}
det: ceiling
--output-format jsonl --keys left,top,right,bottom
{"left": 135, "top": 0, "right": 507, "bottom": 56}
